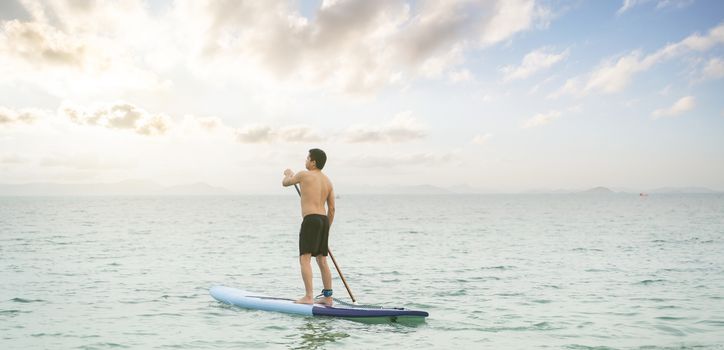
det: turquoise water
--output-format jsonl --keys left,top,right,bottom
{"left": 1, "top": 194, "right": 723, "bottom": 349}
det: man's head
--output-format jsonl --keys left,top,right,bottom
{"left": 306, "top": 148, "right": 327, "bottom": 170}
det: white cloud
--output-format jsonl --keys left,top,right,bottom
{"left": 472, "top": 133, "right": 492, "bottom": 145}
{"left": 502, "top": 47, "right": 569, "bottom": 81}
{"left": 478, "top": 0, "right": 538, "bottom": 46}
{"left": 617, "top": 0, "right": 645, "bottom": 15}
{"left": 0, "top": 1, "right": 552, "bottom": 96}
{"left": 343, "top": 111, "right": 427, "bottom": 143}
{"left": 552, "top": 22, "right": 724, "bottom": 97}
{"left": 185, "top": 0, "right": 548, "bottom": 94}
{"left": 0, "top": 1, "right": 172, "bottom": 97}
{"left": 655, "top": 0, "right": 694, "bottom": 10}
{"left": 235, "top": 125, "right": 322, "bottom": 144}
{"left": 658, "top": 84, "right": 673, "bottom": 96}
{"left": 61, "top": 102, "right": 172, "bottom": 136}
{"left": 449, "top": 69, "right": 473, "bottom": 83}
{"left": 652, "top": 95, "right": 696, "bottom": 118}
{"left": 522, "top": 110, "right": 562, "bottom": 128}
{"left": 0, "top": 106, "right": 43, "bottom": 126}
{"left": 342, "top": 151, "right": 456, "bottom": 168}
{"left": 235, "top": 125, "right": 274, "bottom": 143}
{"left": 701, "top": 57, "right": 724, "bottom": 80}
{"left": 195, "top": 116, "right": 224, "bottom": 132}
{"left": 617, "top": 0, "right": 694, "bottom": 15}
{"left": 0, "top": 153, "right": 27, "bottom": 164}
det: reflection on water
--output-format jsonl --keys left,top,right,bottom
{"left": 289, "top": 316, "right": 425, "bottom": 349}
{"left": 292, "top": 319, "right": 349, "bottom": 350}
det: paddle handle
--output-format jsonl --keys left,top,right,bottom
{"left": 294, "top": 184, "right": 357, "bottom": 303}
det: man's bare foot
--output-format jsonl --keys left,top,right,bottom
{"left": 294, "top": 296, "right": 314, "bottom": 304}
{"left": 315, "top": 296, "right": 333, "bottom": 307}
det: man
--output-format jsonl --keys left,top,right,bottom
{"left": 282, "top": 148, "right": 336, "bottom": 306}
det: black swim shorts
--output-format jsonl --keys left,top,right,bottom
{"left": 299, "top": 214, "right": 330, "bottom": 256}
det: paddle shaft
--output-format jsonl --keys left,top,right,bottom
{"left": 294, "top": 184, "right": 357, "bottom": 303}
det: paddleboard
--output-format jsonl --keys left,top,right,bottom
{"left": 210, "top": 286, "right": 428, "bottom": 322}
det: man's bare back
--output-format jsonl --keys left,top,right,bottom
{"left": 282, "top": 155, "right": 335, "bottom": 224}
{"left": 298, "top": 170, "right": 333, "bottom": 217}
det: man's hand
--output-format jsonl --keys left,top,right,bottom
{"left": 282, "top": 169, "right": 299, "bottom": 187}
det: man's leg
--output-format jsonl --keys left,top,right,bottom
{"left": 315, "top": 255, "right": 333, "bottom": 306}
{"left": 295, "top": 253, "right": 314, "bottom": 304}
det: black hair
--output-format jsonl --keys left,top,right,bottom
{"left": 308, "top": 148, "right": 327, "bottom": 170}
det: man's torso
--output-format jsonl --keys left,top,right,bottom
{"left": 300, "top": 171, "right": 331, "bottom": 217}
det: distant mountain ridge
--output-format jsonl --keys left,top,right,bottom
{"left": 579, "top": 186, "right": 615, "bottom": 194}
{"left": 0, "top": 179, "right": 234, "bottom": 196}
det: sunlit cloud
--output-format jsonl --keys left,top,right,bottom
{"left": 61, "top": 102, "right": 172, "bottom": 136}
{"left": 552, "top": 22, "right": 724, "bottom": 97}
{"left": 188, "top": 0, "right": 548, "bottom": 94}
{"left": 617, "top": 0, "right": 694, "bottom": 15}
{"left": 235, "top": 125, "right": 322, "bottom": 144}
{"left": 522, "top": 110, "right": 562, "bottom": 128}
{"left": 501, "top": 47, "right": 568, "bottom": 81}
{"left": 0, "top": 106, "right": 42, "bottom": 126}
{"left": 652, "top": 95, "right": 696, "bottom": 119}
{"left": 343, "top": 111, "right": 427, "bottom": 143}
{"left": 0, "top": 1, "right": 170, "bottom": 97}
{"left": 472, "top": 133, "right": 492, "bottom": 145}
{"left": 342, "top": 151, "right": 457, "bottom": 168}
{"left": 448, "top": 69, "right": 473, "bottom": 83}
{"left": 700, "top": 57, "right": 724, "bottom": 81}
{"left": 0, "top": 153, "right": 27, "bottom": 164}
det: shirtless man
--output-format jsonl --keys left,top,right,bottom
{"left": 282, "top": 148, "right": 336, "bottom": 305}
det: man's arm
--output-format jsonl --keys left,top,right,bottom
{"left": 326, "top": 185, "right": 336, "bottom": 226}
{"left": 282, "top": 169, "right": 305, "bottom": 187}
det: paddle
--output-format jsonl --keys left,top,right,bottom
{"left": 294, "top": 184, "right": 357, "bottom": 304}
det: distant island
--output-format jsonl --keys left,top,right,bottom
{"left": 579, "top": 186, "right": 615, "bottom": 194}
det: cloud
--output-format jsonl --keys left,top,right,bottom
{"left": 617, "top": 0, "right": 693, "bottom": 15}
{"left": 701, "top": 57, "right": 724, "bottom": 80}
{"left": 343, "top": 152, "right": 457, "bottom": 168}
{"left": 0, "top": 106, "right": 43, "bottom": 126}
{"left": 61, "top": 102, "right": 172, "bottom": 136}
{"left": 449, "top": 69, "right": 473, "bottom": 82}
{"left": 501, "top": 47, "right": 569, "bottom": 81}
{"left": 553, "top": 22, "right": 724, "bottom": 97}
{"left": 235, "top": 125, "right": 322, "bottom": 144}
{"left": 1, "top": 1, "right": 550, "bottom": 96}
{"left": 343, "top": 111, "right": 427, "bottom": 143}
{"left": 195, "top": 116, "right": 224, "bottom": 131}
{"left": 0, "top": 153, "right": 26, "bottom": 164}
{"left": 617, "top": 0, "right": 645, "bottom": 15}
{"left": 190, "top": 0, "right": 548, "bottom": 93}
{"left": 472, "top": 133, "right": 492, "bottom": 145}
{"left": 522, "top": 110, "right": 562, "bottom": 128}
{"left": 652, "top": 95, "right": 695, "bottom": 118}
{"left": 655, "top": 0, "right": 695, "bottom": 10}
{"left": 0, "top": 2, "right": 169, "bottom": 97}
{"left": 0, "top": 19, "right": 90, "bottom": 68}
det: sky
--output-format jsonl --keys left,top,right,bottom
{"left": 0, "top": 0, "right": 723, "bottom": 194}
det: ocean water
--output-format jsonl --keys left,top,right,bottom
{"left": 1, "top": 194, "right": 723, "bottom": 349}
